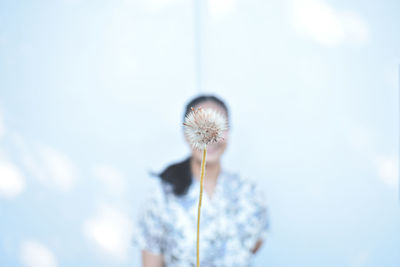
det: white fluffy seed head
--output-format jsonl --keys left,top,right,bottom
{"left": 183, "top": 107, "right": 228, "bottom": 150}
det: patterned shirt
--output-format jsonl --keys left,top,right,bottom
{"left": 133, "top": 170, "right": 269, "bottom": 267}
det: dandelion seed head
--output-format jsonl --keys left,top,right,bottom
{"left": 183, "top": 107, "right": 228, "bottom": 150}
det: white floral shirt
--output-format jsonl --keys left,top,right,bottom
{"left": 133, "top": 171, "right": 269, "bottom": 267}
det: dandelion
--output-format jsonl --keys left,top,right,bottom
{"left": 183, "top": 107, "right": 228, "bottom": 267}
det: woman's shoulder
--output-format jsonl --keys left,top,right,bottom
{"left": 220, "top": 170, "right": 267, "bottom": 204}
{"left": 221, "top": 170, "right": 259, "bottom": 191}
{"left": 143, "top": 176, "right": 174, "bottom": 205}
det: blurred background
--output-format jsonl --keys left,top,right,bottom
{"left": 0, "top": 0, "right": 399, "bottom": 266}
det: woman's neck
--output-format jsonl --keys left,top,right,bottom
{"left": 190, "top": 156, "right": 221, "bottom": 198}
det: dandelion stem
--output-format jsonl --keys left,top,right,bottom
{"left": 197, "top": 146, "right": 207, "bottom": 267}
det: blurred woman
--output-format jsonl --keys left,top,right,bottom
{"left": 134, "top": 95, "right": 268, "bottom": 267}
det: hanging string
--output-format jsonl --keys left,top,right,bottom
{"left": 193, "top": 0, "right": 203, "bottom": 92}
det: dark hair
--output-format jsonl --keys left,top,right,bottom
{"left": 159, "top": 95, "right": 229, "bottom": 196}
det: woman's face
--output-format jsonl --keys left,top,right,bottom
{"left": 185, "top": 101, "right": 229, "bottom": 164}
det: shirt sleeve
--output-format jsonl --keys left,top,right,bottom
{"left": 241, "top": 181, "right": 269, "bottom": 251}
{"left": 132, "top": 181, "right": 167, "bottom": 255}
{"left": 253, "top": 185, "right": 269, "bottom": 242}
